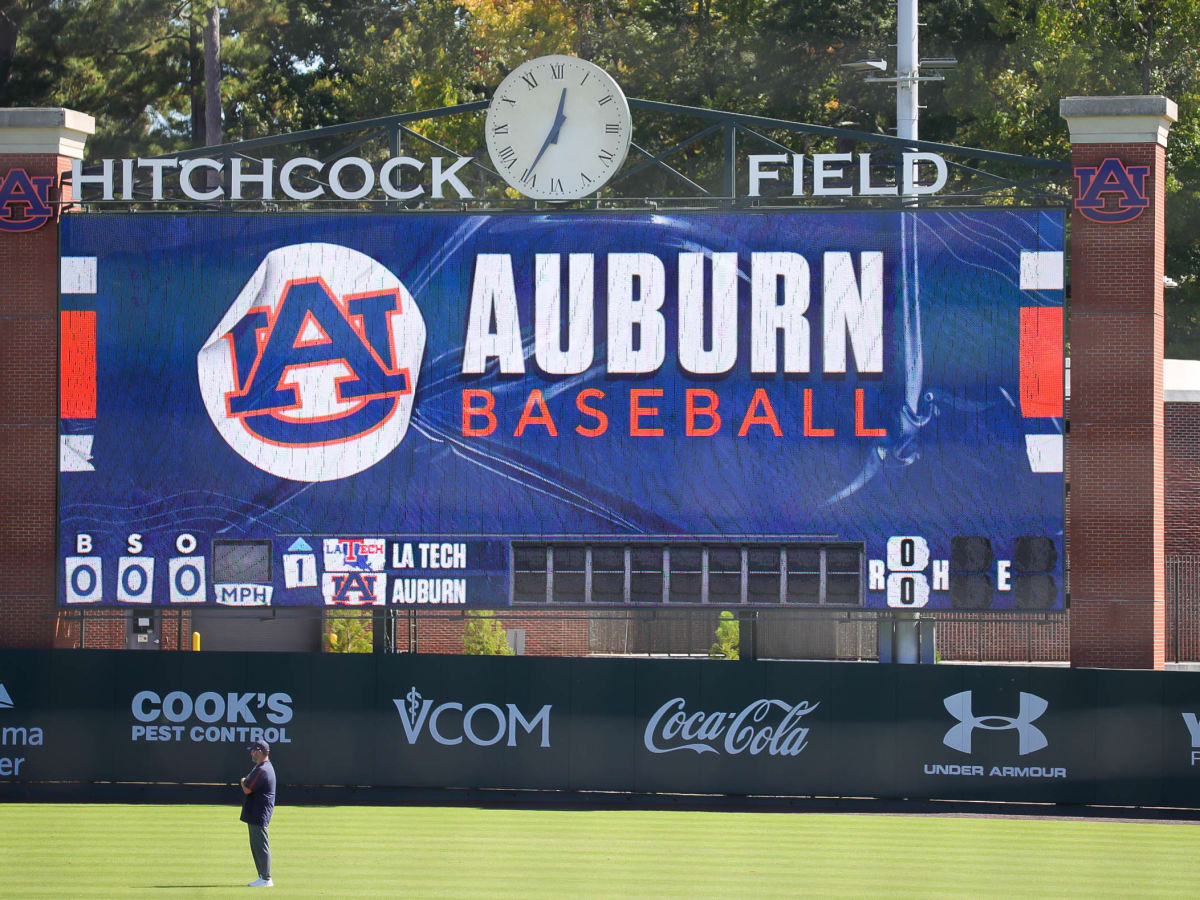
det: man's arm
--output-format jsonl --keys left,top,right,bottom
{"left": 240, "top": 768, "right": 259, "bottom": 795}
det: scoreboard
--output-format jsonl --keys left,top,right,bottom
{"left": 58, "top": 210, "right": 1064, "bottom": 610}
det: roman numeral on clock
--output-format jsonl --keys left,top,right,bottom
{"left": 597, "top": 94, "right": 613, "bottom": 106}
{"left": 550, "top": 63, "right": 564, "bottom": 79}
{"left": 520, "top": 169, "right": 537, "bottom": 188}
{"left": 493, "top": 123, "right": 509, "bottom": 135}
{"left": 550, "top": 177, "right": 563, "bottom": 194}
{"left": 605, "top": 123, "right": 620, "bottom": 133}
{"left": 521, "top": 72, "right": 538, "bottom": 89}
{"left": 580, "top": 171, "right": 593, "bottom": 184}
{"left": 598, "top": 149, "right": 615, "bottom": 163}
{"left": 498, "top": 146, "right": 517, "bottom": 164}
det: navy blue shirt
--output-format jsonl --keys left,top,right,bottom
{"left": 240, "top": 760, "right": 276, "bottom": 826}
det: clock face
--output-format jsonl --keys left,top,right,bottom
{"left": 485, "top": 55, "right": 632, "bottom": 201}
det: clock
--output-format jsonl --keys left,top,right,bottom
{"left": 485, "top": 55, "right": 632, "bottom": 201}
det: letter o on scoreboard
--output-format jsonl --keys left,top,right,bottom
{"left": 169, "top": 556, "right": 207, "bottom": 603}
{"left": 65, "top": 556, "right": 103, "bottom": 604}
{"left": 117, "top": 556, "right": 155, "bottom": 603}
{"left": 886, "top": 572, "right": 930, "bottom": 608}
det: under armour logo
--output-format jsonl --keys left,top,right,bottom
{"left": 942, "top": 690, "right": 1048, "bottom": 755}
{"left": 1074, "top": 158, "right": 1150, "bottom": 224}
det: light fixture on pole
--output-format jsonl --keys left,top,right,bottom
{"left": 840, "top": 59, "right": 888, "bottom": 74}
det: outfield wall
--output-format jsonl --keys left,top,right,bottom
{"left": 2, "top": 650, "right": 1200, "bottom": 806}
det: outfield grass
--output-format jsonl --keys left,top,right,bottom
{"left": 3, "top": 803, "right": 1200, "bottom": 897}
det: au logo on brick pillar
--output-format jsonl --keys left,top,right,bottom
{"left": 1074, "top": 157, "right": 1150, "bottom": 223}
{"left": 198, "top": 243, "right": 426, "bottom": 481}
{"left": 0, "top": 168, "right": 55, "bottom": 232}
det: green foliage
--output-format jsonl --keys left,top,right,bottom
{"left": 939, "top": 0, "right": 1200, "bottom": 356}
{"left": 462, "top": 609, "right": 515, "bottom": 656}
{"left": 709, "top": 609, "right": 739, "bottom": 660}
{"left": 7, "top": 0, "right": 1200, "bottom": 354}
{"left": 325, "top": 610, "right": 372, "bottom": 653}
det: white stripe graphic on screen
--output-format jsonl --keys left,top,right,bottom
{"left": 0, "top": 683, "right": 12, "bottom": 709}
{"left": 60, "top": 435, "right": 95, "bottom": 472}
{"left": 60, "top": 256, "right": 97, "bottom": 294}
{"left": 1019, "top": 251, "right": 1064, "bottom": 291}
{"left": 1025, "top": 434, "right": 1064, "bottom": 473}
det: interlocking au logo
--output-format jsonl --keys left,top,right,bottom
{"left": 197, "top": 243, "right": 426, "bottom": 482}
{"left": 1074, "top": 158, "right": 1150, "bottom": 223}
{"left": 942, "top": 690, "right": 1048, "bottom": 755}
{"left": 0, "top": 168, "right": 54, "bottom": 232}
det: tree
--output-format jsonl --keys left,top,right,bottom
{"left": 462, "top": 609, "right": 515, "bottom": 655}
{"left": 709, "top": 610, "right": 739, "bottom": 660}
{"left": 325, "top": 610, "right": 372, "bottom": 652}
{"left": 203, "top": 0, "right": 220, "bottom": 145}
{"left": 936, "top": 0, "right": 1200, "bottom": 356}
{"left": 1, "top": 0, "right": 302, "bottom": 155}
{"left": 0, "top": 0, "right": 53, "bottom": 91}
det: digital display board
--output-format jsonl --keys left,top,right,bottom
{"left": 58, "top": 210, "right": 1064, "bottom": 610}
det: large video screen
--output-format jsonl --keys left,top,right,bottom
{"left": 58, "top": 210, "right": 1064, "bottom": 610}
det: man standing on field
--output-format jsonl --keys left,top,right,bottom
{"left": 240, "top": 739, "right": 276, "bottom": 888}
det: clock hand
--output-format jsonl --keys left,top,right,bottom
{"left": 546, "top": 87, "right": 568, "bottom": 142}
{"left": 527, "top": 88, "right": 568, "bottom": 175}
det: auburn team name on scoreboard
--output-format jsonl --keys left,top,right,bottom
{"left": 457, "top": 250, "right": 886, "bottom": 438}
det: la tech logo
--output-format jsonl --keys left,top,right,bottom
{"left": 1074, "top": 158, "right": 1150, "bottom": 223}
{"left": 0, "top": 168, "right": 54, "bottom": 232}
{"left": 197, "top": 243, "right": 426, "bottom": 482}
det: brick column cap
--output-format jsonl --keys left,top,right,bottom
{"left": 0, "top": 107, "right": 96, "bottom": 159}
{"left": 1060, "top": 95, "right": 1177, "bottom": 146}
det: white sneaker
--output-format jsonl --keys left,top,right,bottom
{"left": 248, "top": 878, "right": 274, "bottom": 887}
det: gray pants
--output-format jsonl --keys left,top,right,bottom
{"left": 247, "top": 823, "right": 271, "bottom": 880}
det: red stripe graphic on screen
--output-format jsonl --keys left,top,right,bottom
{"left": 1018, "top": 307, "right": 1063, "bottom": 418}
{"left": 61, "top": 310, "right": 97, "bottom": 419}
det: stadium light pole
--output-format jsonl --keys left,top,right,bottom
{"left": 842, "top": 2, "right": 956, "bottom": 663}
{"left": 842, "top": 1, "right": 957, "bottom": 192}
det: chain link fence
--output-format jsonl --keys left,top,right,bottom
{"left": 1168, "top": 555, "right": 1200, "bottom": 663}
{"left": 66, "top": 565, "right": 1200, "bottom": 663}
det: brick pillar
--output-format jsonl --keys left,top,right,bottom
{"left": 0, "top": 109, "right": 94, "bottom": 648}
{"left": 1061, "top": 96, "right": 1176, "bottom": 669}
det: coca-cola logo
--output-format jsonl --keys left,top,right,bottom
{"left": 643, "top": 697, "right": 819, "bottom": 757}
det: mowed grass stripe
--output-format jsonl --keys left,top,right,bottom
{"left": 2, "top": 804, "right": 1199, "bottom": 898}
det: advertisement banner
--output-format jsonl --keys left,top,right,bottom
{"left": 4, "top": 651, "right": 1200, "bottom": 808}
{"left": 59, "top": 210, "right": 1064, "bottom": 609}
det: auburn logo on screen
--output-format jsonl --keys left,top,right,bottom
{"left": 0, "top": 168, "right": 55, "bottom": 233}
{"left": 1074, "top": 158, "right": 1150, "bottom": 223}
{"left": 198, "top": 243, "right": 426, "bottom": 482}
